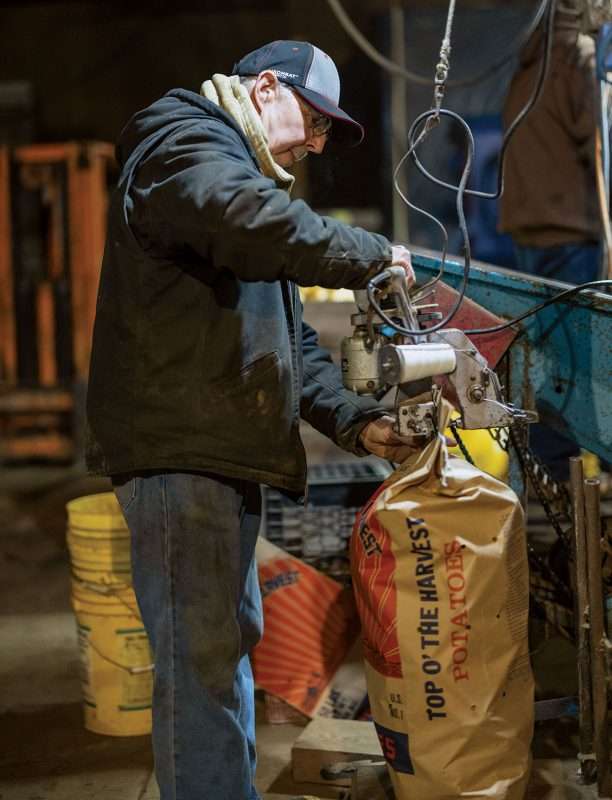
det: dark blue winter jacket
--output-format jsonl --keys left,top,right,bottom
{"left": 86, "top": 89, "right": 391, "bottom": 493}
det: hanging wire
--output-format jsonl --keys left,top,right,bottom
{"left": 371, "top": 109, "right": 475, "bottom": 336}
{"left": 408, "top": 0, "right": 557, "bottom": 201}
{"left": 369, "top": 0, "right": 556, "bottom": 336}
{"left": 354, "top": 0, "right": 612, "bottom": 337}
{"left": 325, "top": 0, "right": 431, "bottom": 86}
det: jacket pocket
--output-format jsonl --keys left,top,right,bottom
{"left": 209, "top": 351, "right": 281, "bottom": 398}
{"left": 201, "top": 349, "right": 298, "bottom": 472}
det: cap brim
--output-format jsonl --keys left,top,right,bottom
{"left": 292, "top": 86, "right": 364, "bottom": 147}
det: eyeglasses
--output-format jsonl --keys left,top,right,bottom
{"left": 288, "top": 87, "right": 332, "bottom": 138}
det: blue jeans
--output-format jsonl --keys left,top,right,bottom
{"left": 513, "top": 242, "right": 601, "bottom": 286}
{"left": 113, "top": 471, "right": 263, "bottom": 800}
{"left": 514, "top": 242, "right": 600, "bottom": 481}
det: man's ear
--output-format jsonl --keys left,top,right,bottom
{"left": 252, "top": 70, "right": 281, "bottom": 111}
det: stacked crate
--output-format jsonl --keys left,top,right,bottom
{"left": 260, "top": 460, "right": 390, "bottom": 583}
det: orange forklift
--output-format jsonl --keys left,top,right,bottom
{"left": 0, "top": 142, "right": 115, "bottom": 463}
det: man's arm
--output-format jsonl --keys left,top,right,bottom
{"left": 135, "top": 122, "right": 394, "bottom": 290}
{"left": 300, "top": 318, "right": 385, "bottom": 453}
{"left": 300, "top": 319, "right": 419, "bottom": 462}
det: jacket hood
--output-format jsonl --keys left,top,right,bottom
{"left": 115, "top": 88, "right": 249, "bottom": 168}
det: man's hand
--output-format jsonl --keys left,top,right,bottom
{"left": 359, "top": 415, "right": 423, "bottom": 463}
{"left": 391, "top": 245, "right": 415, "bottom": 288}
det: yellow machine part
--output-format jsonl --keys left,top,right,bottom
{"left": 445, "top": 413, "right": 509, "bottom": 482}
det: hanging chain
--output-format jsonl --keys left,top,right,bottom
{"left": 450, "top": 418, "right": 575, "bottom": 639}
{"left": 451, "top": 420, "right": 573, "bottom": 588}
{"left": 449, "top": 420, "right": 475, "bottom": 465}
{"left": 450, "top": 420, "right": 572, "bottom": 551}
{"left": 422, "top": 0, "right": 457, "bottom": 136}
{"left": 488, "top": 426, "right": 510, "bottom": 452}
{"left": 509, "top": 424, "right": 576, "bottom": 637}
{"left": 509, "top": 424, "right": 573, "bottom": 552}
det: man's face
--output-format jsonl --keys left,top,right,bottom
{"left": 252, "top": 71, "right": 331, "bottom": 168}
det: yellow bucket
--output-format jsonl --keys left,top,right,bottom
{"left": 66, "top": 492, "right": 153, "bottom": 736}
{"left": 66, "top": 491, "right": 130, "bottom": 531}
{"left": 71, "top": 580, "right": 153, "bottom": 736}
{"left": 66, "top": 492, "right": 132, "bottom": 585}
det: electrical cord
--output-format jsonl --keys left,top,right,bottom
{"left": 371, "top": 271, "right": 612, "bottom": 340}
{"left": 384, "top": 0, "right": 554, "bottom": 334}
{"left": 393, "top": 126, "right": 449, "bottom": 297}
{"left": 408, "top": 0, "right": 557, "bottom": 200}
{"left": 325, "top": 0, "right": 550, "bottom": 90}
{"left": 392, "top": 0, "right": 554, "bottom": 311}
{"left": 388, "top": 0, "right": 469, "bottom": 312}
{"left": 465, "top": 279, "right": 612, "bottom": 335}
{"left": 451, "top": 0, "right": 548, "bottom": 89}
{"left": 367, "top": 0, "right": 610, "bottom": 340}
{"left": 377, "top": 109, "right": 474, "bottom": 336}
{"left": 370, "top": 274, "right": 612, "bottom": 341}
{"left": 385, "top": 0, "right": 571, "bottom": 339}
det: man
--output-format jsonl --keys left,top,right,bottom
{"left": 86, "top": 40, "right": 415, "bottom": 800}
{"left": 499, "top": 4, "right": 600, "bottom": 481}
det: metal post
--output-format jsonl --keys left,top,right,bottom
{"left": 390, "top": 2, "right": 409, "bottom": 243}
{"left": 584, "top": 478, "right": 611, "bottom": 798}
{"left": 0, "top": 146, "right": 17, "bottom": 384}
{"left": 508, "top": 340, "right": 530, "bottom": 505}
{"left": 570, "top": 457, "right": 596, "bottom": 784}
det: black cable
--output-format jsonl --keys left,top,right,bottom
{"left": 369, "top": 109, "right": 475, "bottom": 337}
{"left": 371, "top": 271, "right": 612, "bottom": 341}
{"left": 393, "top": 123, "right": 450, "bottom": 297}
{"left": 466, "top": 279, "right": 612, "bottom": 335}
{"left": 409, "top": 0, "right": 557, "bottom": 201}
{"left": 381, "top": 0, "right": 558, "bottom": 336}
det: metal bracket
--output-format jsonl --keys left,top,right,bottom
{"left": 434, "top": 329, "right": 536, "bottom": 429}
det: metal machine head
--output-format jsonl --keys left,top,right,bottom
{"left": 341, "top": 268, "right": 536, "bottom": 444}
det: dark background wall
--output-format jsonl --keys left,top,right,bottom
{"left": 0, "top": 1, "right": 386, "bottom": 208}
{"left": 0, "top": 0, "right": 536, "bottom": 242}
{"left": 0, "top": 1, "right": 364, "bottom": 143}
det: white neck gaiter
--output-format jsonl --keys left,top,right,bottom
{"left": 200, "top": 73, "right": 295, "bottom": 194}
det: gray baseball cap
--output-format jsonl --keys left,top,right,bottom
{"left": 232, "top": 40, "right": 364, "bottom": 146}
